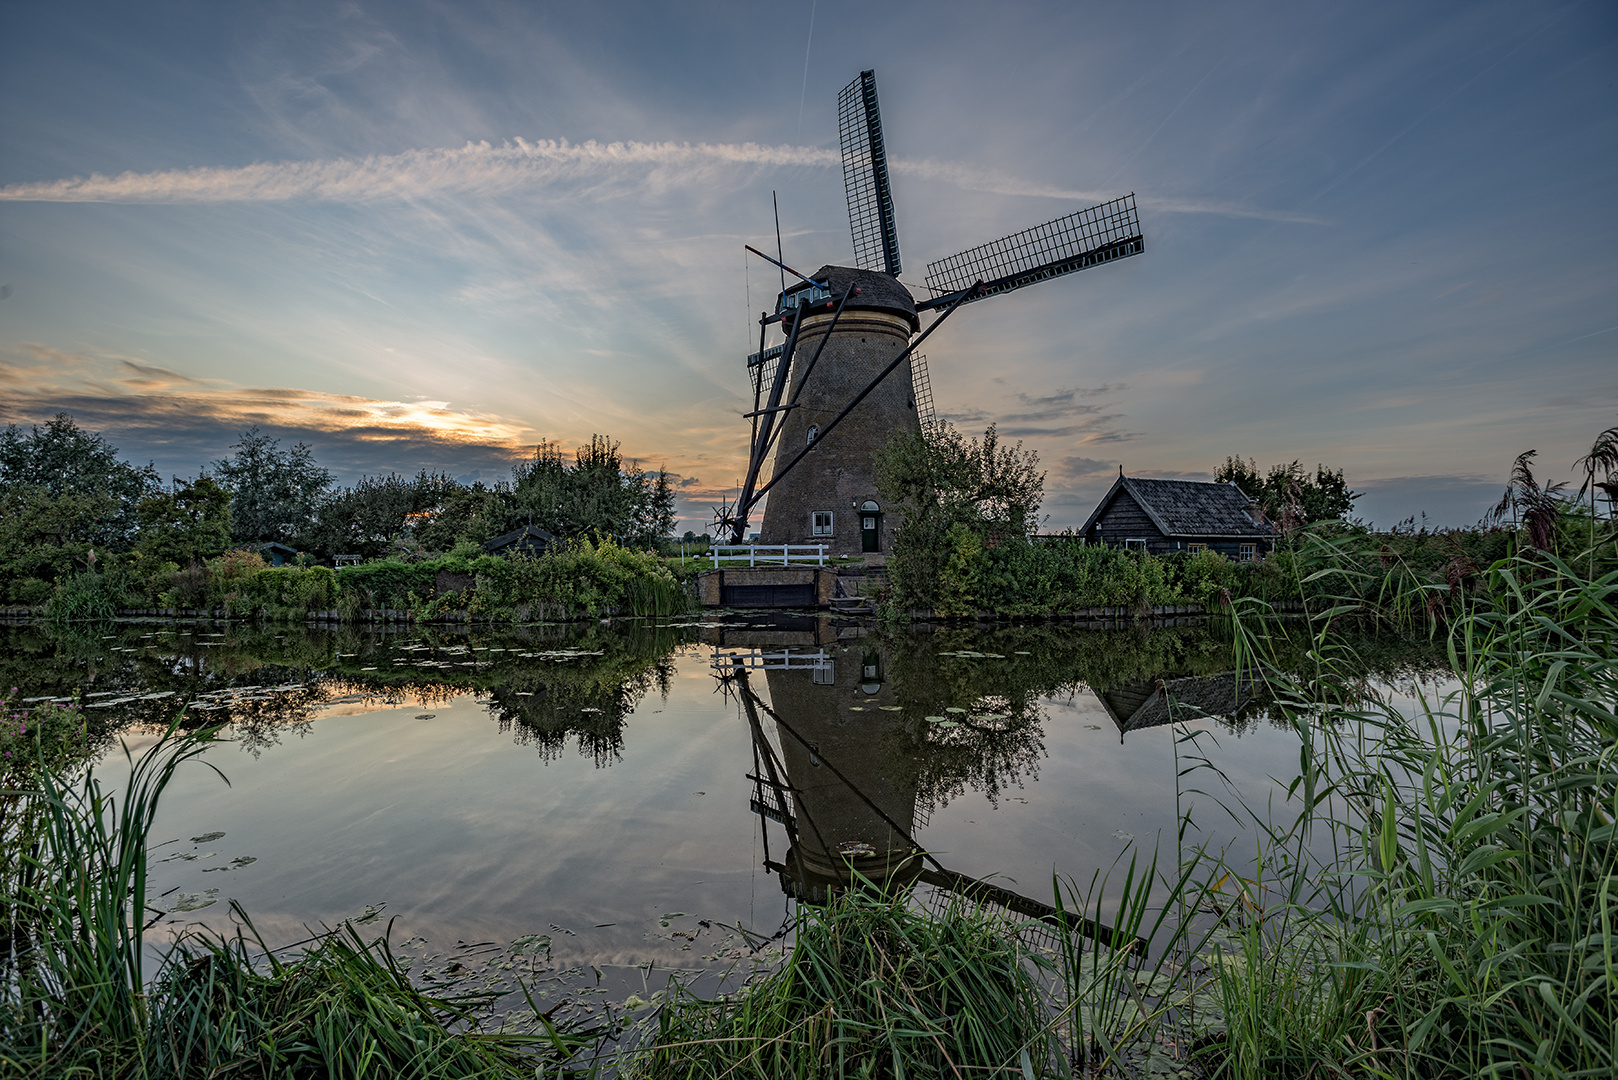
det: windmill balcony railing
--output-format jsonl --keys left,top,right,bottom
{"left": 713, "top": 647, "right": 833, "bottom": 671}
{"left": 709, "top": 544, "right": 828, "bottom": 568}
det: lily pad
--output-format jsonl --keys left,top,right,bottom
{"left": 945, "top": 706, "right": 967, "bottom": 714}
{"left": 170, "top": 889, "right": 219, "bottom": 913}
{"left": 351, "top": 903, "right": 386, "bottom": 925}
{"left": 190, "top": 831, "right": 226, "bottom": 843}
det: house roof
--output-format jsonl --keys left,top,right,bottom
{"left": 483, "top": 524, "right": 558, "bottom": 553}
{"left": 1080, "top": 475, "right": 1276, "bottom": 539}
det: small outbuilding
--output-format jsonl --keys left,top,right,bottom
{"left": 483, "top": 524, "right": 558, "bottom": 558}
{"left": 243, "top": 542, "right": 299, "bottom": 566}
{"left": 1079, "top": 475, "right": 1276, "bottom": 559}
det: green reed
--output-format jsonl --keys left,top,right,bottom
{"left": 0, "top": 725, "right": 601, "bottom": 1079}
{"left": 633, "top": 544, "right": 1615, "bottom": 1078}
{"left": 1173, "top": 548, "right": 1618, "bottom": 1078}
{"left": 632, "top": 889, "right": 1052, "bottom": 1079}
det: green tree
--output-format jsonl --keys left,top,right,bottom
{"left": 877, "top": 421, "right": 1044, "bottom": 609}
{"left": 0, "top": 413, "right": 160, "bottom": 551}
{"left": 0, "top": 415, "right": 160, "bottom": 596}
{"left": 212, "top": 427, "right": 333, "bottom": 545}
{"left": 412, "top": 479, "right": 511, "bottom": 552}
{"left": 134, "top": 476, "right": 234, "bottom": 567}
{"left": 1214, "top": 456, "right": 1360, "bottom": 527}
{"left": 301, "top": 470, "right": 469, "bottom": 559}
{"left": 509, "top": 436, "right": 675, "bottom": 547}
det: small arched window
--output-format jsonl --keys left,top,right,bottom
{"left": 806, "top": 425, "right": 819, "bottom": 445}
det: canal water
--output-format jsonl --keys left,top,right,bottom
{"left": 2, "top": 615, "right": 1444, "bottom": 1017}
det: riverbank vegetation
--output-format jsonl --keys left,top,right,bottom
{"left": 35, "top": 536, "right": 690, "bottom": 625}
{"left": 2, "top": 415, "right": 685, "bottom": 621}
{"left": 878, "top": 420, "right": 1616, "bottom": 621}
{"left": 627, "top": 551, "right": 1616, "bottom": 1077}
{"left": 2, "top": 535, "right": 1612, "bottom": 1075}
{"left": 0, "top": 723, "right": 608, "bottom": 1077}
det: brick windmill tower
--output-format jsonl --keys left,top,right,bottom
{"left": 718, "top": 70, "right": 1145, "bottom": 555}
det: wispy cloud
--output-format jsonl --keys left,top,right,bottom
{"left": 0, "top": 140, "right": 1321, "bottom": 222}
{"left": 0, "top": 140, "right": 840, "bottom": 204}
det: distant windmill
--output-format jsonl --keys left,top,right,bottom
{"left": 717, "top": 69, "right": 1144, "bottom": 551}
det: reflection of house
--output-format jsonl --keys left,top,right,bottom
{"left": 1080, "top": 475, "right": 1275, "bottom": 559}
{"left": 1095, "top": 671, "right": 1256, "bottom": 742}
{"left": 483, "top": 525, "right": 558, "bottom": 557}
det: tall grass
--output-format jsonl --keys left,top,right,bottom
{"left": 634, "top": 888, "right": 1053, "bottom": 1078}
{"left": 0, "top": 725, "right": 602, "bottom": 1078}
{"left": 630, "top": 543, "right": 1616, "bottom": 1078}
{"left": 1175, "top": 548, "right": 1618, "bottom": 1078}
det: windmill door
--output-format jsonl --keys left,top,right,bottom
{"left": 860, "top": 501, "right": 882, "bottom": 553}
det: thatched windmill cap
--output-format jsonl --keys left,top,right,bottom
{"left": 783, "top": 265, "right": 919, "bottom": 333}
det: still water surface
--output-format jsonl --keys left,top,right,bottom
{"left": 3, "top": 615, "right": 1441, "bottom": 1006}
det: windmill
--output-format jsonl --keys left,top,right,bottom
{"left": 717, "top": 69, "right": 1143, "bottom": 550}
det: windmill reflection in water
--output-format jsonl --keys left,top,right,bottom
{"left": 714, "top": 639, "right": 1153, "bottom": 954}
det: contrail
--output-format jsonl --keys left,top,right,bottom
{"left": 0, "top": 138, "right": 1320, "bottom": 222}
{"left": 0, "top": 139, "right": 840, "bottom": 204}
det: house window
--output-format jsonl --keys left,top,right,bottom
{"left": 806, "top": 425, "right": 819, "bottom": 445}
{"left": 1123, "top": 538, "right": 1147, "bottom": 553}
{"left": 1239, "top": 543, "right": 1257, "bottom": 561}
{"left": 1187, "top": 543, "right": 1207, "bottom": 553}
{"left": 811, "top": 511, "right": 834, "bottom": 536}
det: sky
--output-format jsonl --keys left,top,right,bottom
{"left": 1, "top": 0, "right": 1614, "bottom": 531}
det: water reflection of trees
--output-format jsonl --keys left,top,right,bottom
{"left": 484, "top": 624, "right": 682, "bottom": 766}
{"left": 0, "top": 621, "right": 689, "bottom": 766}
{"left": 0, "top": 616, "right": 1445, "bottom": 773}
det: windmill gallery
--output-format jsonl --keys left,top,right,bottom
{"left": 702, "top": 70, "right": 1145, "bottom": 608}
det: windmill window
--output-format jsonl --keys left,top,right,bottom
{"left": 806, "top": 425, "right": 819, "bottom": 445}
{"left": 811, "top": 511, "right": 834, "bottom": 536}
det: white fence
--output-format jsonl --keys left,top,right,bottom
{"left": 709, "top": 544, "right": 828, "bottom": 568}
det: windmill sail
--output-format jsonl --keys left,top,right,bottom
{"left": 919, "top": 194, "right": 1142, "bottom": 309}
{"left": 838, "top": 70, "right": 902, "bottom": 277}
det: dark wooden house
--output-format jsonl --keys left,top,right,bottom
{"left": 237, "top": 542, "right": 298, "bottom": 566}
{"left": 483, "top": 525, "right": 558, "bottom": 558}
{"left": 1079, "top": 475, "right": 1276, "bottom": 559}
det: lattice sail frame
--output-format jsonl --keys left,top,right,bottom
{"left": 839, "top": 71, "right": 902, "bottom": 277}
{"left": 923, "top": 194, "right": 1142, "bottom": 304}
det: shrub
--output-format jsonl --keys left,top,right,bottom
{"left": 7, "top": 577, "right": 51, "bottom": 606}
{"left": 42, "top": 571, "right": 118, "bottom": 622}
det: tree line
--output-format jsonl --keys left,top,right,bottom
{"left": 0, "top": 415, "right": 676, "bottom": 604}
